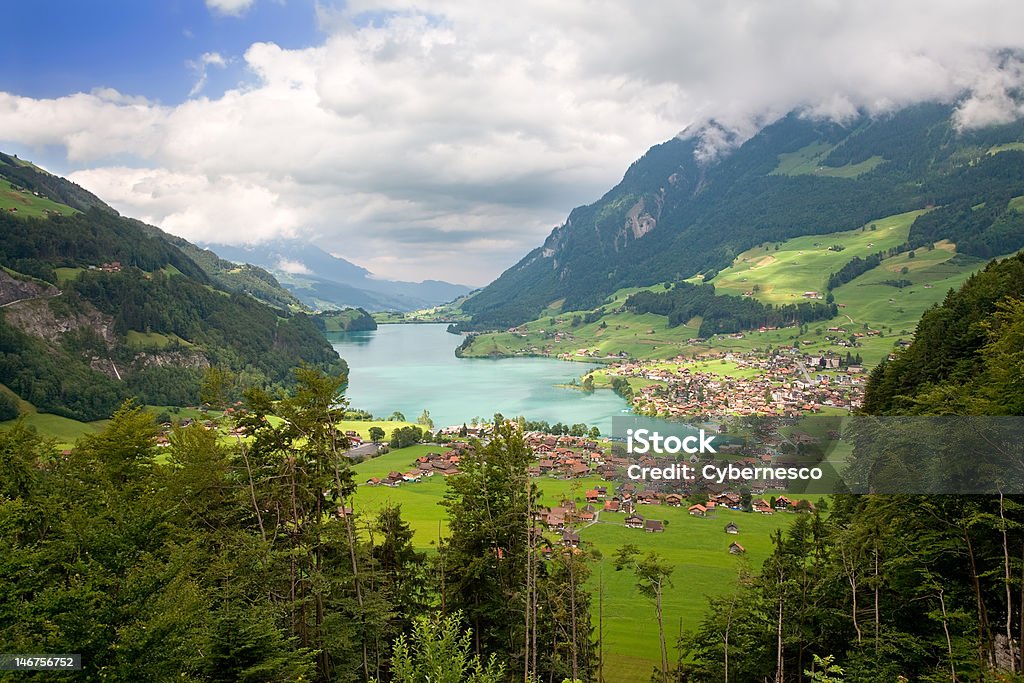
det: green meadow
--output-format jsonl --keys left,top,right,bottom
{"left": 0, "top": 411, "right": 109, "bottom": 447}
{"left": 710, "top": 209, "right": 925, "bottom": 304}
{"left": 770, "top": 141, "right": 885, "bottom": 179}
{"left": 125, "top": 330, "right": 194, "bottom": 350}
{"left": 831, "top": 243, "right": 985, "bottom": 338}
{"left": 0, "top": 179, "right": 77, "bottom": 219}
{"left": 349, "top": 446, "right": 806, "bottom": 679}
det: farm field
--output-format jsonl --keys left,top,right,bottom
{"left": 0, "top": 411, "right": 109, "bottom": 446}
{"left": 350, "top": 446, "right": 807, "bottom": 679}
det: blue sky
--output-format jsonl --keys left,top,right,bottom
{"left": 0, "top": 0, "right": 321, "bottom": 104}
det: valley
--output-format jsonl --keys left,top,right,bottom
{"left": 2, "top": 97, "right": 1024, "bottom": 682}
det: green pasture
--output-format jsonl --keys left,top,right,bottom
{"left": 711, "top": 209, "right": 925, "bottom": 304}
{"left": 463, "top": 310, "right": 700, "bottom": 361}
{"left": 125, "top": 330, "right": 192, "bottom": 350}
{"left": 832, "top": 244, "right": 984, "bottom": 337}
{"left": 770, "top": 141, "right": 885, "bottom": 179}
{"left": 0, "top": 179, "right": 77, "bottom": 219}
{"left": 0, "top": 412, "right": 109, "bottom": 447}
{"left": 53, "top": 267, "right": 84, "bottom": 284}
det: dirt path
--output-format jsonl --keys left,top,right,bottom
{"left": 0, "top": 290, "right": 61, "bottom": 308}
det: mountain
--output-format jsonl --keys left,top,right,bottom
{"left": 206, "top": 240, "right": 472, "bottom": 312}
{"left": 462, "top": 103, "right": 1024, "bottom": 328}
{"left": 0, "top": 156, "right": 346, "bottom": 421}
{"left": 0, "top": 153, "right": 304, "bottom": 312}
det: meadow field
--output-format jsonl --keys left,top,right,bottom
{"left": 0, "top": 178, "right": 77, "bottom": 219}
{"left": 350, "top": 446, "right": 807, "bottom": 680}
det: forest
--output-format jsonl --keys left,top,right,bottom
{"left": 0, "top": 373, "right": 595, "bottom": 683}
{"left": 625, "top": 282, "right": 837, "bottom": 337}
{"left": 0, "top": 206, "right": 346, "bottom": 419}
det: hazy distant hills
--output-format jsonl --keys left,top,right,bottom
{"left": 463, "top": 103, "right": 1024, "bottom": 328}
{"left": 206, "top": 240, "right": 472, "bottom": 312}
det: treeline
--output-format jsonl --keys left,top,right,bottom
{"left": 520, "top": 419, "right": 601, "bottom": 438}
{"left": 677, "top": 494, "right": 1024, "bottom": 681}
{"left": 826, "top": 252, "right": 885, "bottom": 290}
{"left": 909, "top": 193, "right": 1024, "bottom": 259}
{"left": 864, "top": 250, "right": 1024, "bottom": 415}
{"left": 0, "top": 208, "right": 207, "bottom": 284}
{"left": 0, "top": 374, "right": 596, "bottom": 682}
{"left": 825, "top": 242, "right": 912, "bottom": 291}
{"left": 625, "top": 282, "right": 837, "bottom": 337}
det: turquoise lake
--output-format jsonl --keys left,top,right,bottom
{"left": 328, "top": 323, "right": 632, "bottom": 433}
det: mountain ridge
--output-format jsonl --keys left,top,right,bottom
{"left": 205, "top": 240, "right": 472, "bottom": 312}
{"left": 462, "top": 103, "right": 1024, "bottom": 328}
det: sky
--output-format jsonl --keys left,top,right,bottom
{"left": 2, "top": 1, "right": 1024, "bottom": 286}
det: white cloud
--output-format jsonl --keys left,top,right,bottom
{"left": 276, "top": 258, "right": 312, "bottom": 274}
{"left": 205, "top": 0, "right": 255, "bottom": 17}
{"left": 188, "top": 52, "right": 229, "bottom": 97}
{"left": 3, "top": 1, "right": 1024, "bottom": 284}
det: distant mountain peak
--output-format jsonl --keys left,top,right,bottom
{"left": 202, "top": 239, "right": 470, "bottom": 312}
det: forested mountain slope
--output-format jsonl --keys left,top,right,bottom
{"left": 863, "top": 250, "right": 1024, "bottom": 414}
{"left": 464, "top": 104, "right": 1024, "bottom": 328}
{"left": 0, "top": 164, "right": 345, "bottom": 421}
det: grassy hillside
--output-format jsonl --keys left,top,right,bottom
{"left": 710, "top": 210, "right": 925, "bottom": 303}
{"left": 461, "top": 209, "right": 1000, "bottom": 369}
{"left": 0, "top": 412, "right": 109, "bottom": 447}
{"left": 0, "top": 178, "right": 77, "bottom": 219}
{"left": 770, "top": 140, "right": 886, "bottom": 178}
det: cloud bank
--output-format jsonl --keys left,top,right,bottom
{"left": 2, "top": 1, "right": 1024, "bottom": 284}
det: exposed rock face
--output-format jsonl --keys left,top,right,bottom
{"left": 131, "top": 351, "right": 210, "bottom": 371}
{"left": 1, "top": 291, "right": 210, "bottom": 381}
{"left": 1, "top": 297, "right": 118, "bottom": 347}
{"left": 0, "top": 269, "right": 58, "bottom": 306}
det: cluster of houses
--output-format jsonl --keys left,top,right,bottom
{"left": 609, "top": 350, "right": 864, "bottom": 417}
{"left": 365, "top": 445, "right": 473, "bottom": 487}
{"left": 525, "top": 432, "right": 604, "bottom": 478}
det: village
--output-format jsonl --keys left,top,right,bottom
{"left": 363, "top": 422, "right": 819, "bottom": 555}
{"left": 606, "top": 349, "right": 865, "bottom": 417}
